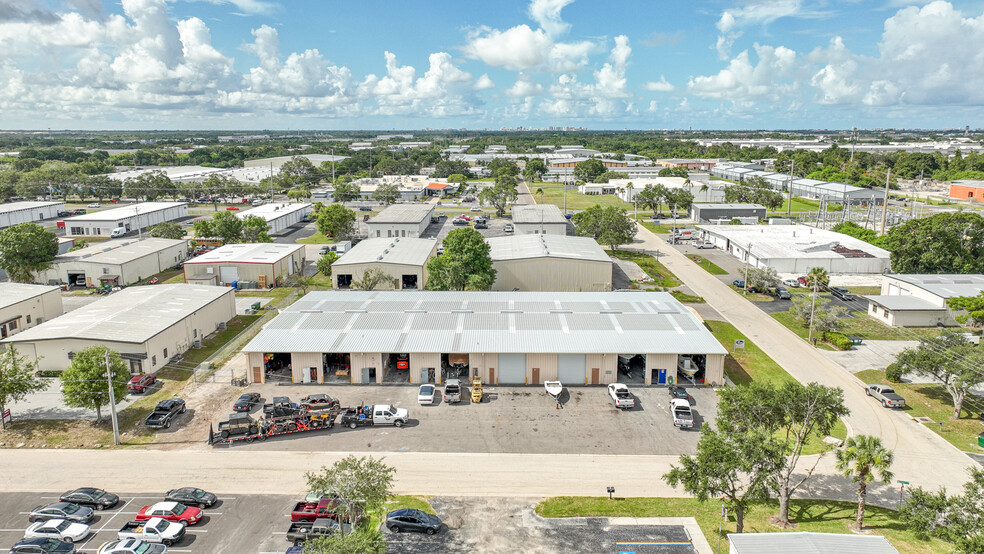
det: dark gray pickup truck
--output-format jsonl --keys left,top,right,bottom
{"left": 144, "top": 399, "right": 186, "bottom": 429}
{"left": 285, "top": 518, "right": 349, "bottom": 546}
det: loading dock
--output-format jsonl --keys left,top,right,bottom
{"left": 498, "top": 354, "right": 527, "bottom": 384}
{"left": 322, "top": 353, "right": 351, "bottom": 384}
{"left": 618, "top": 354, "right": 646, "bottom": 385}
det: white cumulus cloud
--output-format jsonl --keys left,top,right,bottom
{"left": 644, "top": 76, "right": 674, "bottom": 92}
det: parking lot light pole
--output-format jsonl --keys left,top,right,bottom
{"left": 105, "top": 351, "right": 121, "bottom": 446}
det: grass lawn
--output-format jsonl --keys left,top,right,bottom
{"left": 856, "top": 369, "right": 984, "bottom": 452}
{"left": 296, "top": 232, "right": 335, "bottom": 244}
{"left": 611, "top": 250, "right": 681, "bottom": 287}
{"left": 670, "top": 291, "right": 704, "bottom": 303}
{"left": 639, "top": 221, "right": 676, "bottom": 234}
{"left": 179, "top": 315, "right": 261, "bottom": 367}
{"left": 687, "top": 255, "right": 727, "bottom": 275}
{"left": 730, "top": 285, "right": 777, "bottom": 302}
{"left": 770, "top": 312, "right": 836, "bottom": 351}
{"left": 535, "top": 497, "right": 951, "bottom": 554}
{"left": 846, "top": 286, "right": 881, "bottom": 295}
{"left": 840, "top": 312, "right": 943, "bottom": 341}
{"left": 384, "top": 495, "right": 435, "bottom": 514}
{"left": 536, "top": 185, "right": 633, "bottom": 211}
{"left": 705, "top": 320, "right": 795, "bottom": 385}
{"left": 132, "top": 268, "right": 183, "bottom": 286}
{"left": 767, "top": 197, "right": 826, "bottom": 214}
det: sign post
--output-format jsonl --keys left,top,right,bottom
{"left": 733, "top": 339, "right": 745, "bottom": 353}
{"left": 898, "top": 480, "right": 909, "bottom": 509}
{"left": 1, "top": 409, "right": 11, "bottom": 428}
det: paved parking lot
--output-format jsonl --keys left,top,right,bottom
{"left": 217, "top": 383, "right": 718, "bottom": 456}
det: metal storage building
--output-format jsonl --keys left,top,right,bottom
{"left": 0, "top": 201, "right": 65, "bottom": 228}
{"left": 181, "top": 243, "right": 305, "bottom": 288}
{"left": 487, "top": 234, "right": 612, "bottom": 291}
{"left": 331, "top": 237, "right": 437, "bottom": 290}
{"left": 241, "top": 290, "right": 727, "bottom": 387}
{"left": 236, "top": 202, "right": 312, "bottom": 234}
{"left": 864, "top": 274, "right": 984, "bottom": 327}
{"left": 729, "top": 532, "right": 898, "bottom": 554}
{"left": 690, "top": 203, "right": 767, "bottom": 224}
{"left": 512, "top": 204, "right": 568, "bottom": 235}
{"left": 1, "top": 284, "right": 236, "bottom": 374}
{"left": 62, "top": 202, "right": 189, "bottom": 237}
{"left": 34, "top": 238, "right": 188, "bottom": 288}
{"left": 367, "top": 204, "right": 434, "bottom": 239}
{"left": 0, "top": 283, "right": 63, "bottom": 339}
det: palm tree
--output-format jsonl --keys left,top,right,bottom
{"left": 535, "top": 187, "right": 544, "bottom": 204}
{"left": 806, "top": 267, "right": 829, "bottom": 291}
{"left": 836, "top": 435, "right": 894, "bottom": 530}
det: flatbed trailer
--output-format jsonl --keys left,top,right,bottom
{"left": 210, "top": 405, "right": 341, "bottom": 446}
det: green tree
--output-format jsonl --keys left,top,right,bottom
{"left": 60, "top": 346, "right": 129, "bottom": 422}
{"left": 332, "top": 182, "right": 362, "bottom": 203}
{"left": 664, "top": 425, "right": 785, "bottom": 533}
{"left": 0, "top": 223, "right": 58, "bottom": 282}
{"left": 573, "top": 159, "right": 606, "bottom": 182}
{"left": 894, "top": 330, "right": 984, "bottom": 419}
{"left": 431, "top": 160, "right": 471, "bottom": 179}
{"left": 572, "top": 205, "right": 636, "bottom": 252}
{"left": 948, "top": 291, "right": 984, "bottom": 326}
{"left": 200, "top": 174, "right": 241, "bottom": 211}
{"left": 884, "top": 212, "right": 984, "bottom": 274}
{"left": 523, "top": 158, "right": 546, "bottom": 182}
{"left": 317, "top": 204, "right": 357, "bottom": 241}
{"left": 277, "top": 156, "right": 319, "bottom": 189}
{"left": 636, "top": 183, "right": 668, "bottom": 215}
{"left": 717, "top": 381, "right": 850, "bottom": 525}
{"left": 789, "top": 295, "right": 847, "bottom": 335}
{"left": 900, "top": 466, "right": 984, "bottom": 553}
{"left": 747, "top": 266, "right": 781, "bottom": 291}
{"left": 806, "top": 266, "right": 829, "bottom": 290}
{"left": 426, "top": 228, "right": 496, "bottom": 290}
{"left": 835, "top": 435, "right": 894, "bottom": 530}
{"left": 371, "top": 183, "right": 400, "bottom": 205}
{"left": 287, "top": 186, "right": 311, "bottom": 203}
{"left": 302, "top": 527, "right": 384, "bottom": 554}
{"left": 658, "top": 166, "right": 690, "bottom": 178}
{"left": 240, "top": 215, "right": 273, "bottom": 243}
{"left": 0, "top": 346, "right": 46, "bottom": 429}
{"left": 487, "top": 159, "right": 520, "bottom": 178}
{"left": 82, "top": 174, "right": 122, "bottom": 202}
{"left": 317, "top": 252, "right": 339, "bottom": 277}
{"left": 477, "top": 174, "right": 518, "bottom": 217}
{"left": 124, "top": 170, "right": 175, "bottom": 200}
{"left": 665, "top": 188, "right": 694, "bottom": 216}
{"left": 446, "top": 173, "right": 468, "bottom": 185}
{"left": 354, "top": 267, "right": 393, "bottom": 291}
{"left": 723, "top": 177, "right": 783, "bottom": 210}
{"left": 194, "top": 211, "right": 243, "bottom": 244}
{"left": 148, "top": 222, "right": 185, "bottom": 240}
{"left": 305, "top": 455, "right": 396, "bottom": 537}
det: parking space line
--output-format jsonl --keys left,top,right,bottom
{"left": 76, "top": 498, "right": 134, "bottom": 550}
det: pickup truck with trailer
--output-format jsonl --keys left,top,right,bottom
{"left": 264, "top": 397, "right": 301, "bottom": 418}
{"left": 443, "top": 379, "right": 462, "bottom": 404}
{"left": 144, "top": 399, "right": 186, "bottom": 429}
{"left": 290, "top": 496, "right": 360, "bottom": 523}
{"left": 866, "top": 384, "right": 906, "bottom": 408}
{"left": 217, "top": 413, "right": 258, "bottom": 438}
{"left": 339, "top": 405, "right": 409, "bottom": 428}
{"left": 607, "top": 383, "right": 635, "bottom": 409}
{"left": 117, "top": 518, "right": 185, "bottom": 546}
{"left": 671, "top": 398, "right": 694, "bottom": 428}
{"left": 285, "top": 518, "right": 348, "bottom": 545}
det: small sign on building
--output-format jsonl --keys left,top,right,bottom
{"left": 2, "top": 409, "right": 11, "bottom": 425}
{"left": 733, "top": 339, "right": 745, "bottom": 353}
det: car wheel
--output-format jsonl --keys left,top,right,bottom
{"left": 349, "top": 422, "right": 357, "bottom": 429}
{"left": 65, "top": 537, "right": 74, "bottom": 543}
{"left": 287, "top": 422, "right": 297, "bottom": 432}
{"left": 865, "top": 389, "right": 871, "bottom": 396}
{"left": 426, "top": 527, "right": 436, "bottom": 535}
{"left": 245, "top": 435, "right": 254, "bottom": 443}
{"left": 180, "top": 406, "right": 186, "bottom": 414}
{"left": 164, "top": 421, "right": 170, "bottom": 429}
{"left": 220, "top": 430, "right": 230, "bottom": 438}
{"left": 294, "top": 539, "right": 304, "bottom": 546}
{"left": 394, "top": 420, "right": 404, "bottom": 428}
{"left": 390, "top": 525, "right": 401, "bottom": 533}
{"left": 248, "top": 426, "right": 258, "bottom": 435}
{"left": 882, "top": 400, "right": 888, "bottom": 407}
{"left": 164, "top": 540, "right": 173, "bottom": 546}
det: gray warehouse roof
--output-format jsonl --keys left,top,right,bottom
{"left": 863, "top": 295, "right": 944, "bottom": 311}
{"left": 488, "top": 234, "right": 610, "bottom": 263}
{"left": 0, "top": 201, "right": 63, "bottom": 214}
{"left": 0, "top": 283, "right": 60, "bottom": 309}
{"left": 692, "top": 203, "right": 766, "bottom": 210}
{"left": 53, "top": 238, "right": 186, "bottom": 265}
{"left": 697, "top": 224, "right": 890, "bottom": 261}
{"left": 1, "top": 284, "right": 231, "bottom": 345}
{"left": 887, "top": 274, "right": 984, "bottom": 299}
{"left": 235, "top": 202, "right": 311, "bottom": 221}
{"left": 368, "top": 204, "right": 433, "bottom": 224}
{"left": 184, "top": 242, "right": 303, "bottom": 264}
{"left": 512, "top": 204, "right": 566, "bottom": 224}
{"left": 333, "top": 238, "right": 437, "bottom": 267}
{"left": 728, "top": 532, "right": 898, "bottom": 554}
{"left": 64, "top": 202, "right": 187, "bottom": 222}
{"left": 242, "top": 291, "right": 728, "bottom": 356}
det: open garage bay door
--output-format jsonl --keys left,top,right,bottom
{"left": 557, "top": 354, "right": 586, "bottom": 384}
{"left": 219, "top": 266, "right": 239, "bottom": 285}
{"left": 498, "top": 354, "right": 526, "bottom": 384}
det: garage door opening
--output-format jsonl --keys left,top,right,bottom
{"left": 618, "top": 354, "right": 646, "bottom": 385}
{"left": 263, "top": 352, "right": 292, "bottom": 383}
{"left": 676, "top": 354, "right": 707, "bottom": 385}
{"left": 337, "top": 274, "right": 352, "bottom": 289}
{"left": 322, "top": 353, "right": 352, "bottom": 384}
{"left": 383, "top": 353, "right": 410, "bottom": 383}
{"left": 498, "top": 353, "right": 527, "bottom": 384}
{"left": 401, "top": 274, "right": 418, "bottom": 289}
{"left": 441, "top": 353, "right": 469, "bottom": 381}
{"left": 68, "top": 272, "right": 86, "bottom": 288}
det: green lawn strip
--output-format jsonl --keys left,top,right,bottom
{"left": 686, "top": 255, "right": 727, "bottom": 275}
{"left": 179, "top": 315, "right": 261, "bottom": 366}
{"left": 797, "top": 417, "right": 848, "bottom": 456}
{"left": 132, "top": 268, "right": 183, "bottom": 286}
{"left": 296, "top": 232, "right": 336, "bottom": 244}
{"left": 235, "top": 288, "right": 296, "bottom": 299}
{"left": 769, "top": 312, "right": 837, "bottom": 351}
{"left": 535, "top": 185, "right": 633, "bottom": 211}
{"left": 670, "top": 291, "right": 704, "bottom": 303}
{"left": 856, "top": 369, "right": 981, "bottom": 452}
{"left": 639, "top": 221, "right": 676, "bottom": 234}
{"left": 845, "top": 286, "right": 881, "bottom": 295}
{"left": 611, "top": 250, "right": 681, "bottom": 287}
{"left": 767, "top": 197, "right": 824, "bottom": 214}
{"left": 729, "top": 285, "right": 776, "bottom": 302}
{"left": 384, "top": 495, "right": 435, "bottom": 514}
{"left": 838, "top": 312, "right": 943, "bottom": 341}
{"left": 534, "top": 497, "right": 950, "bottom": 554}
{"left": 704, "top": 320, "right": 796, "bottom": 385}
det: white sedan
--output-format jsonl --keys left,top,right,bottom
{"left": 87, "top": 202, "right": 101, "bottom": 208}
{"left": 417, "top": 384, "right": 436, "bottom": 405}
{"left": 25, "top": 518, "right": 90, "bottom": 543}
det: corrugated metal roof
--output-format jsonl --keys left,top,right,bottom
{"left": 888, "top": 274, "right": 984, "bottom": 299}
{"left": 1, "top": 284, "right": 232, "bottom": 345}
{"left": 242, "top": 291, "right": 728, "bottom": 355}
{"left": 693, "top": 204, "right": 766, "bottom": 210}
{"left": 697, "top": 224, "right": 891, "bottom": 261}
{"left": 488, "top": 234, "right": 610, "bottom": 263}
{"left": 0, "top": 201, "right": 63, "bottom": 214}
{"left": 728, "top": 532, "right": 898, "bottom": 554}
{"left": 332, "top": 238, "right": 437, "bottom": 266}
{"left": 235, "top": 202, "right": 311, "bottom": 222}
{"left": 0, "top": 283, "right": 60, "bottom": 309}
{"left": 368, "top": 204, "right": 433, "bottom": 224}
{"left": 863, "top": 295, "right": 944, "bottom": 311}
{"left": 53, "top": 238, "right": 186, "bottom": 265}
{"left": 65, "top": 202, "right": 187, "bottom": 222}
{"left": 512, "top": 204, "right": 566, "bottom": 224}
{"left": 184, "top": 242, "right": 303, "bottom": 264}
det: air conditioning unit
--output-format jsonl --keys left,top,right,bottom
{"left": 217, "top": 322, "right": 227, "bottom": 330}
{"left": 193, "top": 340, "right": 202, "bottom": 348}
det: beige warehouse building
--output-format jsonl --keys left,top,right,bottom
{"left": 511, "top": 204, "right": 568, "bottom": 235}
{"left": 488, "top": 234, "right": 612, "bottom": 292}
{"left": 34, "top": 238, "right": 188, "bottom": 288}
{"left": 242, "top": 291, "right": 726, "bottom": 387}
{"left": 367, "top": 204, "right": 434, "bottom": 239}
{"left": 0, "top": 283, "right": 64, "bottom": 339}
{"left": 182, "top": 243, "right": 305, "bottom": 288}
{"left": 331, "top": 237, "right": 437, "bottom": 290}
{"left": 2, "top": 284, "right": 236, "bottom": 374}
{"left": 62, "top": 202, "right": 189, "bottom": 237}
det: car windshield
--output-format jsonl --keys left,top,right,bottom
{"left": 191, "top": 489, "right": 205, "bottom": 498}
{"left": 134, "top": 543, "right": 154, "bottom": 554}
{"left": 172, "top": 504, "right": 187, "bottom": 515}
{"left": 63, "top": 504, "right": 79, "bottom": 514}
{"left": 54, "top": 520, "right": 70, "bottom": 531}
{"left": 420, "top": 386, "right": 434, "bottom": 395}
{"left": 90, "top": 490, "right": 105, "bottom": 499}
{"left": 157, "top": 519, "right": 172, "bottom": 530}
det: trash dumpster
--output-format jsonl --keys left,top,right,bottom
{"left": 978, "top": 432, "right": 984, "bottom": 448}
{"left": 251, "top": 302, "right": 261, "bottom": 311}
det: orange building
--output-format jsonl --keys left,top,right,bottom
{"left": 948, "top": 180, "right": 984, "bottom": 201}
{"left": 551, "top": 157, "right": 628, "bottom": 168}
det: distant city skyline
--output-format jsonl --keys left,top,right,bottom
{"left": 1, "top": 0, "right": 983, "bottom": 130}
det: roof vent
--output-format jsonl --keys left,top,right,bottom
{"left": 377, "top": 255, "right": 383, "bottom": 261}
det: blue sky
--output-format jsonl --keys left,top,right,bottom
{"left": 1, "top": 0, "right": 983, "bottom": 130}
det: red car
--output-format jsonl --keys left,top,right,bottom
{"left": 136, "top": 502, "right": 203, "bottom": 525}
{"left": 797, "top": 276, "right": 809, "bottom": 286}
{"left": 225, "top": 206, "right": 239, "bottom": 210}
{"left": 127, "top": 374, "right": 156, "bottom": 393}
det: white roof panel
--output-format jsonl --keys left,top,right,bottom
{"left": 184, "top": 242, "right": 303, "bottom": 264}
{"left": 64, "top": 202, "right": 187, "bottom": 222}
{"left": 488, "top": 234, "right": 610, "bottom": 263}
{"left": 332, "top": 238, "right": 436, "bottom": 267}
{"left": 0, "top": 283, "right": 60, "bottom": 309}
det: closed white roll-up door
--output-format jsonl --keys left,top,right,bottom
{"left": 219, "top": 266, "right": 239, "bottom": 284}
{"left": 498, "top": 354, "right": 527, "bottom": 384}
{"left": 557, "top": 354, "right": 586, "bottom": 384}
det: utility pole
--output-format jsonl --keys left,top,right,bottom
{"left": 563, "top": 177, "right": 568, "bottom": 215}
{"left": 331, "top": 147, "right": 336, "bottom": 184}
{"left": 135, "top": 205, "right": 142, "bottom": 239}
{"left": 808, "top": 277, "right": 819, "bottom": 344}
{"left": 879, "top": 169, "right": 891, "bottom": 235}
{"left": 105, "top": 351, "right": 120, "bottom": 446}
{"left": 743, "top": 243, "right": 751, "bottom": 295}
{"left": 786, "top": 159, "right": 794, "bottom": 217}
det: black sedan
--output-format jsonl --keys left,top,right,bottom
{"left": 58, "top": 488, "right": 119, "bottom": 510}
{"left": 830, "top": 287, "right": 854, "bottom": 301}
{"left": 8, "top": 537, "right": 76, "bottom": 553}
{"left": 232, "top": 392, "right": 261, "bottom": 412}
{"left": 385, "top": 509, "right": 442, "bottom": 535}
{"left": 28, "top": 502, "right": 94, "bottom": 523}
{"left": 164, "top": 487, "right": 217, "bottom": 508}
{"left": 668, "top": 386, "right": 691, "bottom": 404}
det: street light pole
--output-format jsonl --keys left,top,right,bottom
{"left": 808, "top": 278, "right": 819, "bottom": 344}
{"left": 743, "top": 244, "right": 751, "bottom": 295}
{"left": 105, "top": 351, "right": 120, "bottom": 446}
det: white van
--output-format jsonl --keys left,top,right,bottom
{"left": 110, "top": 227, "right": 126, "bottom": 238}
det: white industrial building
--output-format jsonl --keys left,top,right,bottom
{"left": 367, "top": 204, "right": 434, "bottom": 239}
{"left": 511, "top": 204, "right": 568, "bottom": 235}
{"left": 331, "top": 237, "right": 437, "bottom": 290}
{"left": 710, "top": 162, "right": 883, "bottom": 205}
{"left": 728, "top": 532, "right": 898, "bottom": 554}
{"left": 244, "top": 154, "right": 348, "bottom": 170}
{"left": 1, "top": 284, "right": 236, "bottom": 374}
{"left": 488, "top": 234, "right": 612, "bottom": 292}
{"left": 691, "top": 204, "right": 767, "bottom": 224}
{"left": 241, "top": 290, "right": 727, "bottom": 387}
{"left": 0, "top": 201, "right": 65, "bottom": 228}
{"left": 697, "top": 224, "right": 891, "bottom": 274}
{"left": 182, "top": 243, "right": 305, "bottom": 288}
{"left": 0, "top": 283, "right": 63, "bottom": 339}
{"left": 34, "top": 238, "right": 188, "bottom": 288}
{"left": 864, "top": 274, "right": 984, "bottom": 327}
{"left": 62, "top": 202, "right": 189, "bottom": 237}
{"left": 236, "top": 202, "right": 312, "bottom": 234}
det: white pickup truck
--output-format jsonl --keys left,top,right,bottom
{"left": 865, "top": 384, "right": 906, "bottom": 408}
{"left": 670, "top": 398, "right": 694, "bottom": 428}
{"left": 118, "top": 517, "right": 185, "bottom": 546}
{"left": 339, "top": 404, "right": 409, "bottom": 428}
{"left": 607, "top": 383, "right": 635, "bottom": 409}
